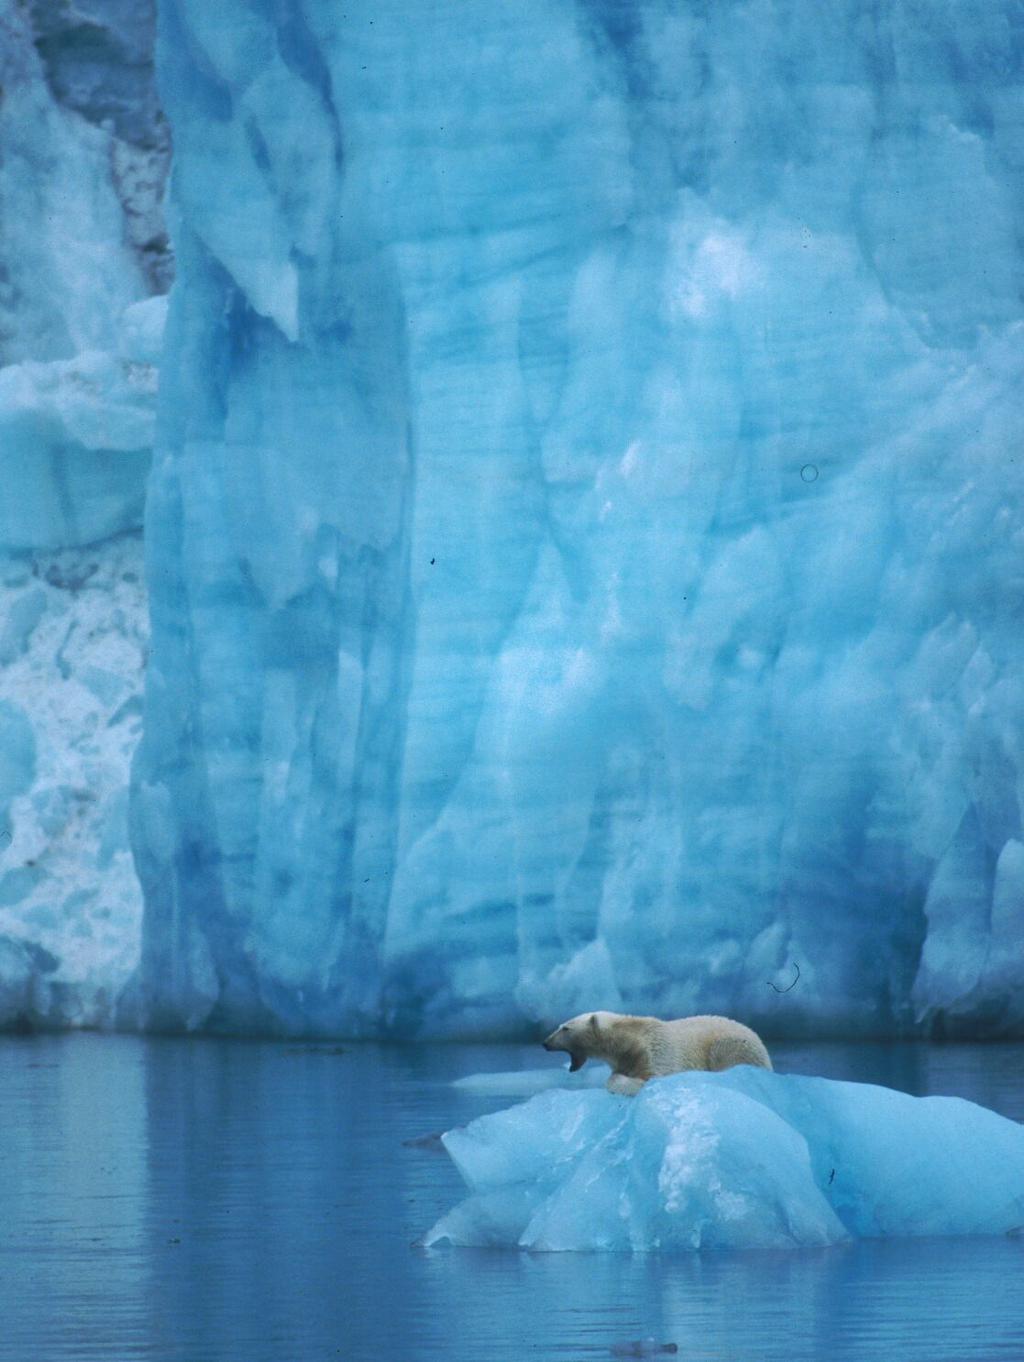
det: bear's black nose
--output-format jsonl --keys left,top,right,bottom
{"left": 542, "top": 1032, "right": 558, "bottom": 1051}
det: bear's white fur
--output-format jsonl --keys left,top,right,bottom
{"left": 542, "top": 1010, "right": 772, "bottom": 1095}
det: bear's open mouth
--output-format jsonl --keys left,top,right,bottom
{"left": 568, "top": 1051, "right": 585, "bottom": 1072}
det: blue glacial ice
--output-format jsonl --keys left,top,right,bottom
{"left": 0, "top": 536, "right": 149, "bottom": 1029}
{"left": 0, "top": 0, "right": 165, "bottom": 1027}
{"left": 426, "top": 1068, "right": 1024, "bottom": 1251}
{"left": 0, "top": 0, "right": 167, "bottom": 551}
{"left": 127, "top": 0, "right": 1024, "bottom": 1039}
{"left": 0, "top": 0, "right": 1021, "bottom": 1039}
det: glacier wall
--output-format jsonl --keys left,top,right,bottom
{"left": 0, "top": 0, "right": 166, "bottom": 1027}
{"left": 133, "top": 0, "right": 1024, "bottom": 1039}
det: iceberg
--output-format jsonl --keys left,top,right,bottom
{"left": 426, "top": 1068, "right": 1024, "bottom": 1251}
{"left": 130, "top": 0, "right": 1024, "bottom": 1040}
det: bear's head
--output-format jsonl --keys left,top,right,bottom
{"left": 542, "top": 1011, "right": 617, "bottom": 1071}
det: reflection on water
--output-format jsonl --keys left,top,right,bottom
{"left": 1, "top": 1034, "right": 1022, "bottom": 1362}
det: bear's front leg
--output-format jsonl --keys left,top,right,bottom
{"left": 606, "top": 1072, "right": 645, "bottom": 1096}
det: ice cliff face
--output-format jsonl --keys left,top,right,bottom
{"left": 132, "top": 0, "right": 1024, "bottom": 1039}
{"left": 0, "top": 0, "right": 165, "bottom": 1027}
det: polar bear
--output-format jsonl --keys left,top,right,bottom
{"left": 542, "top": 1010, "right": 772, "bottom": 1095}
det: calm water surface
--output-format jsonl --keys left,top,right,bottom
{"left": 2, "top": 1034, "right": 1023, "bottom": 1362}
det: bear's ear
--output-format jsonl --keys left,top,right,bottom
{"left": 589, "top": 1013, "right": 600, "bottom": 1031}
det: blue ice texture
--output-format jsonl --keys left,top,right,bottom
{"left": 0, "top": 0, "right": 164, "bottom": 551}
{"left": 0, "top": 0, "right": 162, "bottom": 1026}
{"left": 426, "top": 1068, "right": 1024, "bottom": 1251}
{"left": 3, "top": 0, "right": 1024, "bottom": 1040}
{"left": 128, "top": 0, "right": 1024, "bottom": 1040}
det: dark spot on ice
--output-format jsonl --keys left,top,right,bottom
{"left": 430, "top": 557, "right": 435, "bottom": 565}
{"left": 611, "top": 1342, "right": 678, "bottom": 1358}
{"left": 45, "top": 560, "right": 99, "bottom": 592}
{"left": 800, "top": 463, "right": 819, "bottom": 483}
{"left": 828, "top": 1168, "right": 836, "bottom": 1185}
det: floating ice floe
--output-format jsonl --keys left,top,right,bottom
{"left": 426, "top": 1068, "right": 1024, "bottom": 1251}
{"left": 452, "top": 1065, "right": 610, "bottom": 1097}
